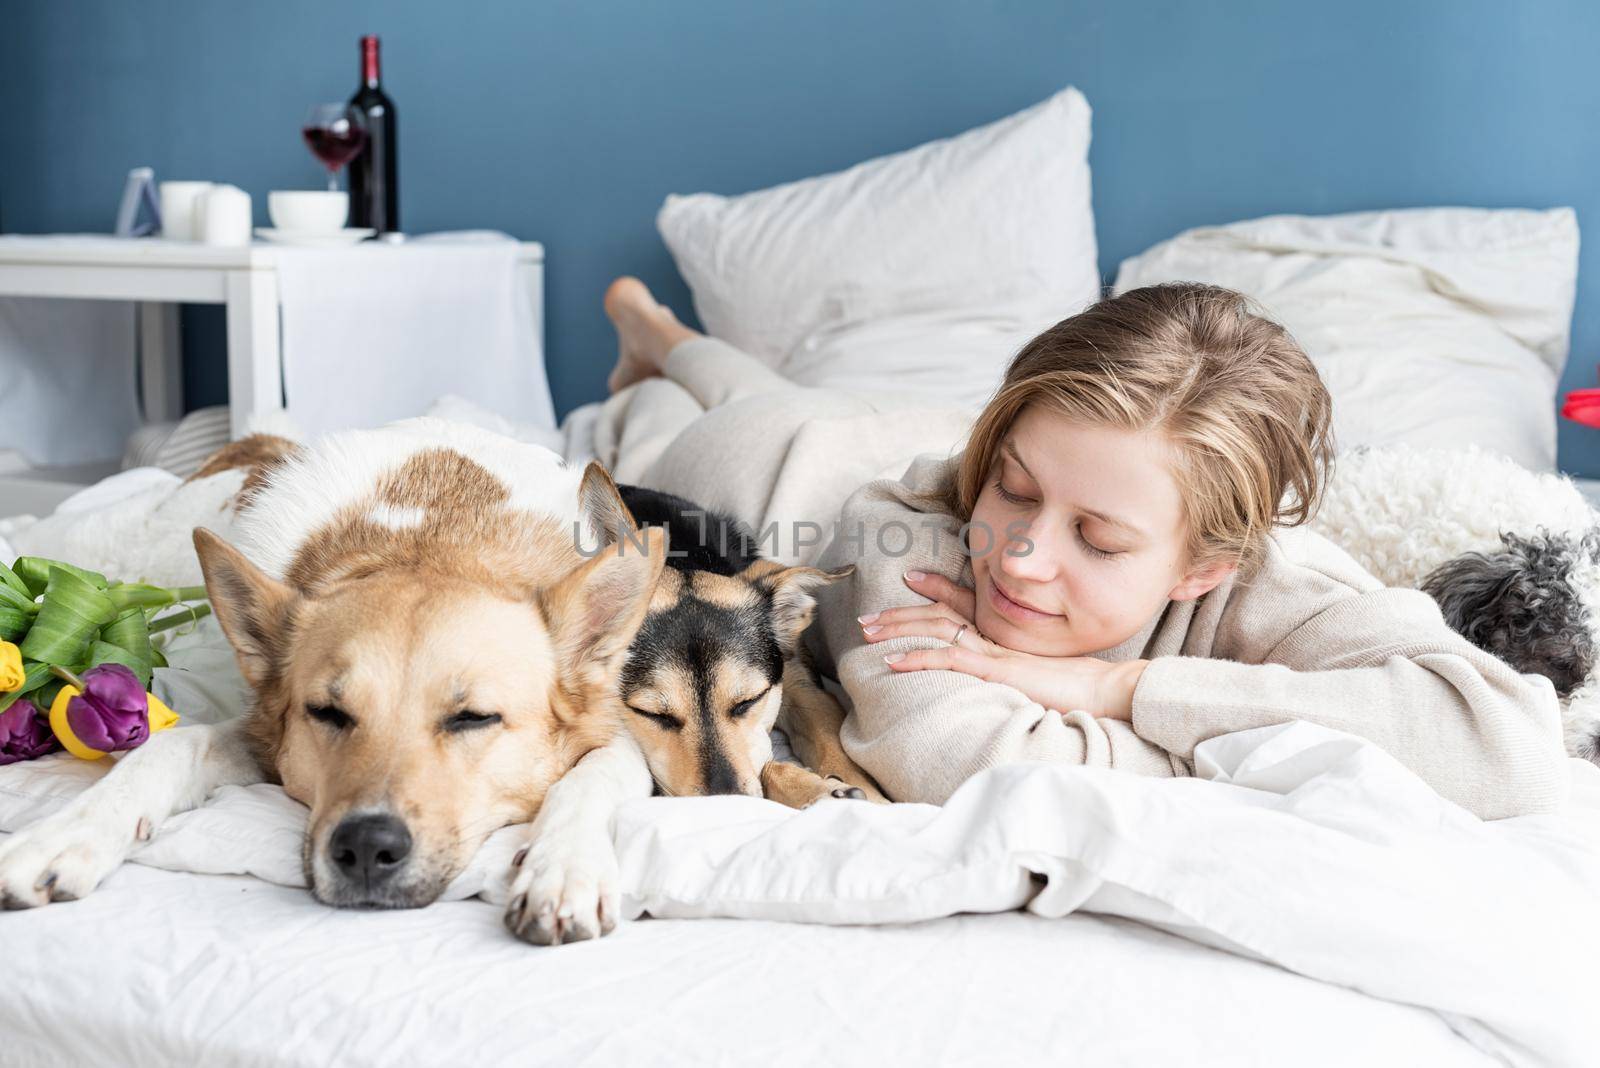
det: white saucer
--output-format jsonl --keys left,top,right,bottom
{"left": 254, "top": 227, "right": 376, "bottom": 247}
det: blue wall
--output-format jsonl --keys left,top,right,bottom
{"left": 5, "top": 1, "right": 1599, "bottom": 471}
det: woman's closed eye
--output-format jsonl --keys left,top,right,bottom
{"left": 1076, "top": 525, "right": 1122, "bottom": 560}
{"left": 992, "top": 478, "right": 1035, "bottom": 506}
{"left": 994, "top": 481, "right": 1120, "bottom": 558}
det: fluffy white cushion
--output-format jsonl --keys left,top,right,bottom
{"left": 1114, "top": 208, "right": 1579, "bottom": 472}
{"left": 658, "top": 88, "right": 1100, "bottom": 409}
{"left": 1311, "top": 443, "right": 1596, "bottom": 587}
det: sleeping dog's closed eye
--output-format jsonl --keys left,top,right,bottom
{"left": 728, "top": 686, "right": 772, "bottom": 719}
{"left": 628, "top": 705, "right": 684, "bottom": 731}
{"left": 307, "top": 705, "right": 354, "bottom": 730}
{"left": 441, "top": 710, "right": 503, "bottom": 733}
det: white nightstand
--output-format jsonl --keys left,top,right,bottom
{"left": 0, "top": 235, "right": 545, "bottom": 440}
{"left": 0, "top": 234, "right": 547, "bottom": 515}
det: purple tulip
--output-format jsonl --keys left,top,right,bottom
{"left": 0, "top": 699, "right": 59, "bottom": 764}
{"left": 64, "top": 663, "right": 150, "bottom": 753}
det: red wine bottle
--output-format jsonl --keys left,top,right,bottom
{"left": 348, "top": 35, "right": 399, "bottom": 234}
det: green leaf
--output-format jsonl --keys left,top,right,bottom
{"left": 85, "top": 640, "right": 151, "bottom": 687}
{"left": 0, "top": 581, "right": 36, "bottom": 615}
{"left": 0, "top": 605, "right": 29, "bottom": 642}
{"left": 18, "top": 566, "right": 117, "bottom": 666}
{"left": 11, "top": 557, "right": 108, "bottom": 597}
{"left": 31, "top": 678, "right": 66, "bottom": 711}
{"left": 97, "top": 607, "right": 154, "bottom": 687}
{"left": 0, "top": 559, "right": 30, "bottom": 598}
{"left": 102, "top": 606, "right": 153, "bottom": 656}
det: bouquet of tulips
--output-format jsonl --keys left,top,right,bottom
{"left": 0, "top": 556, "right": 209, "bottom": 765}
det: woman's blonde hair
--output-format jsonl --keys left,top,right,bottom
{"left": 952, "top": 283, "right": 1334, "bottom": 570}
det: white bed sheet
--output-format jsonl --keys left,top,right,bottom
{"left": 3, "top": 718, "right": 1595, "bottom": 1067}
{"left": 0, "top": 859, "right": 1488, "bottom": 1068}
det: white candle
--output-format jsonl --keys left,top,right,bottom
{"left": 198, "top": 185, "right": 252, "bottom": 247}
{"left": 158, "top": 181, "right": 214, "bottom": 241}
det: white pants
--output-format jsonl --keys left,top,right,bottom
{"left": 590, "top": 337, "right": 974, "bottom": 565}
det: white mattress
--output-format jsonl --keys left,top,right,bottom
{"left": 0, "top": 859, "right": 1487, "bottom": 1068}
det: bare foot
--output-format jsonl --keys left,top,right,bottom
{"left": 604, "top": 277, "right": 698, "bottom": 394}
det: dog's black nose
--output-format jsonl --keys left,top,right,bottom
{"left": 329, "top": 814, "right": 412, "bottom": 882}
{"left": 701, "top": 759, "right": 747, "bottom": 797}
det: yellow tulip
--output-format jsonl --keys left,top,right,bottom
{"left": 146, "top": 691, "right": 180, "bottom": 733}
{"left": 0, "top": 640, "right": 23, "bottom": 692}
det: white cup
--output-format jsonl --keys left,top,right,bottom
{"left": 158, "top": 181, "right": 214, "bottom": 241}
{"left": 198, "top": 185, "right": 252, "bottom": 247}
{"left": 268, "top": 190, "right": 349, "bottom": 234}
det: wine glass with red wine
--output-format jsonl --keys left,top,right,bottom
{"left": 301, "top": 103, "right": 368, "bottom": 192}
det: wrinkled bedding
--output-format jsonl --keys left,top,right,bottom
{"left": 4, "top": 716, "right": 1598, "bottom": 1066}
{"left": 0, "top": 863, "right": 1492, "bottom": 1068}
{"left": 3, "top": 432, "right": 1599, "bottom": 1067}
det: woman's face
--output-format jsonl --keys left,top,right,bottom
{"left": 966, "top": 406, "right": 1231, "bottom": 657}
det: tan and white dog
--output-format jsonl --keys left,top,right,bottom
{"left": 0, "top": 418, "right": 666, "bottom": 944}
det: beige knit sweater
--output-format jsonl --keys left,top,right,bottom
{"left": 596, "top": 337, "right": 1570, "bottom": 821}
{"left": 808, "top": 455, "right": 1570, "bottom": 819}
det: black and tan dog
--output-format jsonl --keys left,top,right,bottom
{"left": 614, "top": 485, "right": 885, "bottom": 807}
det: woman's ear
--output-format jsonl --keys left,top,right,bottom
{"left": 1167, "top": 559, "right": 1237, "bottom": 603}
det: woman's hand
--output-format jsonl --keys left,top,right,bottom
{"left": 858, "top": 571, "right": 1147, "bottom": 721}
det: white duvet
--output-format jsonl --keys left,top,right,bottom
{"left": 3, "top": 716, "right": 1598, "bottom": 1066}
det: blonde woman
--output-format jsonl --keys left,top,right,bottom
{"left": 601, "top": 277, "right": 1569, "bottom": 820}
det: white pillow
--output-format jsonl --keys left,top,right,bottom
{"left": 658, "top": 88, "right": 1100, "bottom": 409}
{"left": 1113, "top": 208, "right": 1579, "bottom": 472}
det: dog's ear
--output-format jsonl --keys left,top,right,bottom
{"left": 193, "top": 527, "right": 302, "bottom": 689}
{"left": 755, "top": 564, "right": 854, "bottom": 650}
{"left": 543, "top": 525, "right": 667, "bottom": 675}
{"left": 577, "top": 461, "right": 637, "bottom": 548}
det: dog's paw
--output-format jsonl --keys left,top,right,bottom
{"left": 819, "top": 776, "right": 869, "bottom": 803}
{"left": 760, "top": 761, "right": 890, "bottom": 808}
{"left": 502, "top": 827, "right": 620, "bottom": 946}
{"left": 0, "top": 810, "right": 146, "bottom": 909}
{"left": 810, "top": 775, "right": 889, "bottom": 806}
{"left": 852, "top": 781, "right": 890, "bottom": 804}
